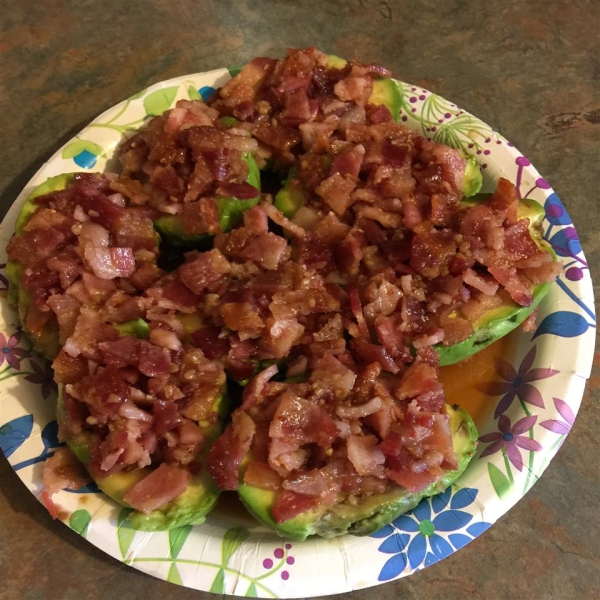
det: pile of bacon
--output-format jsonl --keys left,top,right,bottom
{"left": 7, "top": 47, "right": 559, "bottom": 522}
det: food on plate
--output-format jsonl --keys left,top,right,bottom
{"left": 57, "top": 380, "right": 227, "bottom": 530}
{"left": 6, "top": 46, "right": 560, "bottom": 536}
{"left": 208, "top": 354, "right": 478, "bottom": 540}
{"left": 116, "top": 100, "right": 262, "bottom": 248}
{"left": 6, "top": 172, "right": 163, "bottom": 360}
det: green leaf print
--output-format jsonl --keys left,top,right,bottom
{"left": 488, "top": 462, "right": 512, "bottom": 499}
{"left": 169, "top": 525, "right": 192, "bottom": 559}
{"left": 222, "top": 527, "right": 250, "bottom": 566}
{"left": 227, "top": 65, "right": 243, "bottom": 78}
{"left": 62, "top": 140, "right": 106, "bottom": 159}
{"left": 69, "top": 509, "right": 92, "bottom": 538}
{"left": 143, "top": 86, "right": 179, "bottom": 116}
{"left": 187, "top": 85, "right": 201, "bottom": 101}
{"left": 128, "top": 88, "right": 147, "bottom": 100}
{"left": 209, "top": 568, "right": 226, "bottom": 594}
{"left": 167, "top": 563, "right": 183, "bottom": 585}
{"left": 117, "top": 508, "right": 136, "bottom": 560}
{"left": 245, "top": 582, "right": 258, "bottom": 597}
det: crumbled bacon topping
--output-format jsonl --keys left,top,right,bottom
{"left": 8, "top": 47, "right": 559, "bottom": 521}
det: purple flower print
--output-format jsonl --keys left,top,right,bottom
{"left": 25, "top": 360, "right": 57, "bottom": 399}
{"left": 0, "top": 331, "right": 28, "bottom": 370}
{"left": 479, "top": 415, "right": 542, "bottom": 471}
{"left": 540, "top": 398, "right": 575, "bottom": 435}
{"left": 478, "top": 346, "right": 558, "bottom": 418}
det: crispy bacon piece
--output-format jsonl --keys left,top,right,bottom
{"left": 123, "top": 463, "right": 190, "bottom": 513}
{"left": 179, "top": 249, "right": 231, "bottom": 294}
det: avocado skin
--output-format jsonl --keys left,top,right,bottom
{"left": 7, "top": 174, "right": 76, "bottom": 359}
{"left": 238, "top": 405, "right": 477, "bottom": 540}
{"left": 153, "top": 152, "right": 261, "bottom": 247}
{"left": 436, "top": 283, "right": 550, "bottom": 366}
{"left": 57, "top": 385, "right": 227, "bottom": 531}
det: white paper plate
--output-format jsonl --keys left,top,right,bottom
{"left": 0, "top": 68, "right": 595, "bottom": 597}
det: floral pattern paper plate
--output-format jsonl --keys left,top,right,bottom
{"left": 0, "top": 68, "right": 595, "bottom": 598}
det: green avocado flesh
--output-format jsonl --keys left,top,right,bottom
{"left": 436, "top": 194, "right": 556, "bottom": 366}
{"left": 238, "top": 405, "right": 477, "bottom": 540}
{"left": 7, "top": 174, "right": 77, "bottom": 359}
{"left": 57, "top": 385, "right": 227, "bottom": 531}
{"left": 114, "top": 319, "right": 150, "bottom": 339}
{"left": 463, "top": 157, "right": 483, "bottom": 197}
{"left": 153, "top": 152, "right": 261, "bottom": 247}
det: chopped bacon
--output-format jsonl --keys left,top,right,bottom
{"left": 330, "top": 144, "right": 365, "bottom": 179}
{"left": 138, "top": 341, "right": 171, "bottom": 377}
{"left": 352, "top": 339, "right": 399, "bottom": 374}
{"left": 99, "top": 336, "right": 139, "bottom": 368}
{"left": 347, "top": 434, "right": 385, "bottom": 477}
{"left": 239, "top": 232, "right": 291, "bottom": 270}
{"left": 179, "top": 249, "right": 231, "bottom": 294}
{"left": 261, "top": 203, "right": 306, "bottom": 239}
{"left": 315, "top": 173, "right": 357, "bottom": 216}
{"left": 130, "top": 262, "right": 165, "bottom": 290}
{"left": 83, "top": 247, "right": 136, "bottom": 280}
{"left": 123, "top": 463, "right": 190, "bottom": 513}
{"left": 13, "top": 48, "right": 561, "bottom": 527}
{"left": 52, "top": 350, "right": 89, "bottom": 384}
{"left": 488, "top": 264, "right": 533, "bottom": 306}
{"left": 487, "top": 177, "right": 519, "bottom": 223}
{"left": 46, "top": 294, "right": 81, "bottom": 343}
{"left": 310, "top": 353, "right": 357, "bottom": 398}
{"left": 7, "top": 228, "right": 65, "bottom": 268}
{"left": 462, "top": 268, "right": 499, "bottom": 296}
{"left": 207, "top": 412, "right": 256, "bottom": 490}
{"left": 241, "top": 364, "right": 279, "bottom": 410}
{"left": 272, "top": 490, "right": 317, "bottom": 523}
{"left": 190, "top": 326, "right": 229, "bottom": 360}
{"left": 42, "top": 448, "right": 91, "bottom": 494}
{"left": 244, "top": 461, "right": 283, "bottom": 491}
{"left": 334, "top": 70, "right": 373, "bottom": 106}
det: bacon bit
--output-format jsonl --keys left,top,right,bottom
{"left": 42, "top": 448, "right": 92, "bottom": 495}
{"left": 207, "top": 413, "right": 256, "bottom": 490}
{"left": 179, "top": 249, "right": 231, "bottom": 294}
{"left": 261, "top": 203, "right": 306, "bottom": 238}
{"left": 346, "top": 434, "right": 385, "bottom": 477}
{"left": 348, "top": 285, "right": 370, "bottom": 338}
{"left": 241, "top": 364, "right": 279, "bottom": 411}
{"left": 244, "top": 461, "right": 283, "bottom": 491}
{"left": 123, "top": 463, "right": 190, "bottom": 513}
{"left": 521, "top": 308, "right": 538, "bottom": 333}
{"left": 41, "top": 490, "right": 60, "bottom": 520}
{"left": 139, "top": 341, "right": 171, "bottom": 377}
{"left": 272, "top": 490, "right": 317, "bottom": 523}
{"left": 315, "top": 173, "right": 357, "bottom": 216}
{"left": 352, "top": 339, "right": 400, "bottom": 374}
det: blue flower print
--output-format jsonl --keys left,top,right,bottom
{"left": 372, "top": 487, "right": 491, "bottom": 581}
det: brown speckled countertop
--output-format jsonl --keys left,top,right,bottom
{"left": 1, "top": 1, "right": 598, "bottom": 599}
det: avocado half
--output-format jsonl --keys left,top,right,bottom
{"left": 57, "top": 383, "right": 228, "bottom": 530}
{"left": 274, "top": 172, "right": 554, "bottom": 367}
{"left": 153, "top": 151, "right": 261, "bottom": 248}
{"left": 237, "top": 405, "right": 477, "bottom": 541}
{"left": 6, "top": 173, "right": 77, "bottom": 359}
{"left": 435, "top": 195, "right": 556, "bottom": 366}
